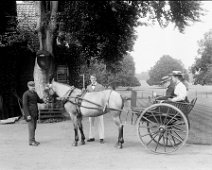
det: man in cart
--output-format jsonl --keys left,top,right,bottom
{"left": 156, "top": 71, "right": 188, "bottom": 103}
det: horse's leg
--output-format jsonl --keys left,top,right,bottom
{"left": 70, "top": 114, "right": 79, "bottom": 146}
{"left": 112, "top": 111, "right": 124, "bottom": 149}
{"left": 118, "top": 124, "right": 124, "bottom": 149}
{"left": 77, "top": 115, "right": 85, "bottom": 145}
{"left": 73, "top": 126, "right": 79, "bottom": 146}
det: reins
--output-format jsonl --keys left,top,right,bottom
{"left": 68, "top": 98, "right": 104, "bottom": 111}
{"left": 50, "top": 83, "right": 122, "bottom": 112}
{"left": 70, "top": 96, "right": 103, "bottom": 108}
{"left": 68, "top": 91, "right": 122, "bottom": 112}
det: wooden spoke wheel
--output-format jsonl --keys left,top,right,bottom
{"left": 137, "top": 103, "right": 189, "bottom": 154}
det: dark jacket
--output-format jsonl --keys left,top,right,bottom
{"left": 165, "top": 83, "right": 175, "bottom": 98}
{"left": 22, "top": 90, "right": 44, "bottom": 120}
{"left": 155, "top": 83, "right": 175, "bottom": 101}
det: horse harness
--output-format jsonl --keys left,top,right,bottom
{"left": 65, "top": 87, "right": 113, "bottom": 115}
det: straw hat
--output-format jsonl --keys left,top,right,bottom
{"left": 170, "top": 71, "right": 183, "bottom": 76}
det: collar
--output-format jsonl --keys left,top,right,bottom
{"left": 91, "top": 82, "right": 97, "bottom": 86}
{"left": 175, "top": 80, "right": 181, "bottom": 86}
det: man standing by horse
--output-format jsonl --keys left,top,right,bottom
{"left": 86, "top": 74, "right": 105, "bottom": 144}
{"left": 23, "top": 81, "right": 45, "bottom": 146}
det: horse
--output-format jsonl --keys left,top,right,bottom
{"left": 46, "top": 80, "right": 125, "bottom": 148}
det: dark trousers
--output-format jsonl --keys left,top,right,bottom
{"left": 27, "top": 117, "right": 37, "bottom": 143}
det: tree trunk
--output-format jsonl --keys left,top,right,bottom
{"left": 34, "top": 1, "right": 58, "bottom": 98}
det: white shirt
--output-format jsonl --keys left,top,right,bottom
{"left": 171, "top": 81, "right": 187, "bottom": 102}
{"left": 91, "top": 82, "right": 97, "bottom": 90}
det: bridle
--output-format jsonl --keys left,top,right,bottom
{"left": 47, "top": 84, "right": 75, "bottom": 100}
{"left": 65, "top": 86, "right": 76, "bottom": 99}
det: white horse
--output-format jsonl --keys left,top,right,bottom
{"left": 46, "top": 80, "right": 124, "bottom": 148}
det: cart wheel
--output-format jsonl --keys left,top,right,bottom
{"left": 146, "top": 120, "right": 183, "bottom": 147}
{"left": 137, "top": 103, "right": 189, "bottom": 154}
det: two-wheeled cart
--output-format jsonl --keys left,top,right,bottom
{"left": 129, "top": 91, "right": 197, "bottom": 154}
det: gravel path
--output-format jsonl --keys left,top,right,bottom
{"left": 1, "top": 113, "right": 212, "bottom": 170}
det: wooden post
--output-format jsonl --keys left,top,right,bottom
{"left": 80, "top": 74, "right": 85, "bottom": 89}
{"left": 131, "top": 90, "right": 137, "bottom": 108}
{"left": 83, "top": 74, "right": 85, "bottom": 89}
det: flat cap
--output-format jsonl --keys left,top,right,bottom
{"left": 27, "top": 81, "right": 35, "bottom": 87}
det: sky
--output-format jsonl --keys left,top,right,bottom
{"left": 131, "top": 1, "right": 212, "bottom": 74}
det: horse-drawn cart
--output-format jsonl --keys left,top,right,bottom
{"left": 46, "top": 81, "right": 198, "bottom": 154}
{"left": 129, "top": 90, "right": 197, "bottom": 154}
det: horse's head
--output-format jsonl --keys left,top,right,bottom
{"left": 45, "top": 81, "right": 82, "bottom": 99}
{"left": 45, "top": 83, "right": 55, "bottom": 96}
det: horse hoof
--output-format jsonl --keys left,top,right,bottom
{"left": 72, "top": 142, "right": 78, "bottom": 146}
{"left": 114, "top": 142, "right": 120, "bottom": 148}
{"left": 118, "top": 145, "right": 123, "bottom": 149}
{"left": 81, "top": 141, "right": 85, "bottom": 145}
{"left": 114, "top": 142, "right": 123, "bottom": 149}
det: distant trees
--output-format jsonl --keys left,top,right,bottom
{"left": 136, "top": 72, "right": 149, "bottom": 81}
{"left": 147, "top": 55, "right": 189, "bottom": 86}
{"left": 191, "top": 29, "right": 212, "bottom": 85}
{"left": 87, "top": 54, "right": 140, "bottom": 87}
{"left": 114, "top": 54, "right": 141, "bottom": 87}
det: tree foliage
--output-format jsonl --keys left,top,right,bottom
{"left": 54, "top": 1, "right": 203, "bottom": 86}
{"left": 110, "top": 54, "right": 140, "bottom": 87}
{"left": 56, "top": 1, "right": 204, "bottom": 67}
{"left": 84, "top": 54, "right": 140, "bottom": 88}
{"left": 191, "top": 29, "right": 212, "bottom": 85}
{"left": 147, "top": 55, "right": 189, "bottom": 86}
{"left": 57, "top": 1, "right": 141, "bottom": 70}
{"left": 1, "top": 1, "right": 204, "bottom": 86}
{"left": 0, "top": 1, "right": 204, "bottom": 118}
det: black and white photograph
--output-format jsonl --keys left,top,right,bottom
{"left": 0, "top": 1, "right": 212, "bottom": 170}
